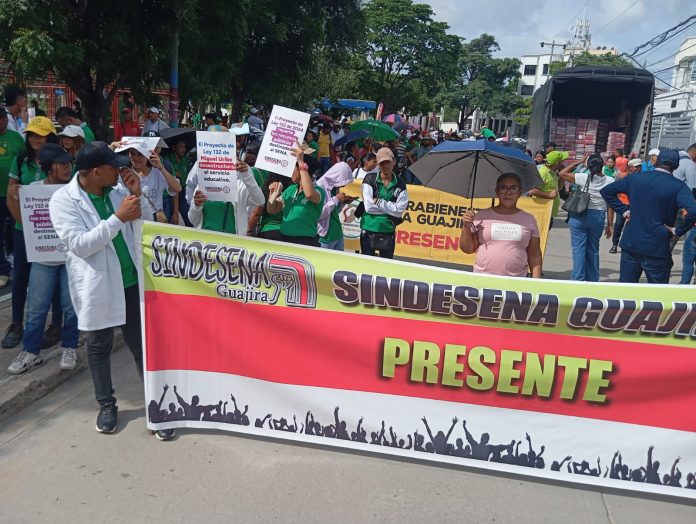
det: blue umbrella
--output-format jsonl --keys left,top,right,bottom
{"left": 409, "top": 139, "right": 542, "bottom": 203}
{"left": 334, "top": 129, "right": 369, "bottom": 148}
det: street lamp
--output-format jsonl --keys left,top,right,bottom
{"left": 540, "top": 41, "right": 567, "bottom": 76}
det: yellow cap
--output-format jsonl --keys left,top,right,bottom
{"left": 25, "top": 116, "right": 57, "bottom": 136}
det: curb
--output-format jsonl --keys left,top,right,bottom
{"left": 0, "top": 332, "right": 125, "bottom": 424}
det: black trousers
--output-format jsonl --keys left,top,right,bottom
{"left": 85, "top": 285, "right": 143, "bottom": 407}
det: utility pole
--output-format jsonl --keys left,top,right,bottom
{"left": 540, "top": 40, "right": 567, "bottom": 76}
{"left": 169, "top": 29, "right": 179, "bottom": 128}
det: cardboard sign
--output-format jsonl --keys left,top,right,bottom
{"left": 19, "top": 184, "right": 66, "bottom": 263}
{"left": 195, "top": 131, "right": 238, "bottom": 202}
{"left": 254, "top": 105, "right": 310, "bottom": 178}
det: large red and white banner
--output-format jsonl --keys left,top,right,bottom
{"left": 141, "top": 223, "right": 696, "bottom": 499}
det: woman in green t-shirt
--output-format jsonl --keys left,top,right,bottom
{"left": 267, "top": 151, "right": 325, "bottom": 247}
{"left": 3, "top": 116, "right": 62, "bottom": 349}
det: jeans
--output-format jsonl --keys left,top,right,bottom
{"left": 23, "top": 264, "right": 78, "bottom": 354}
{"left": 179, "top": 191, "right": 193, "bottom": 227}
{"left": 320, "top": 157, "right": 331, "bottom": 175}
{"left": 162, "top": 194, "right": 174, "bottom": 222}
{"left": 612, "top": 212, "right": 626, "bottom": 246}
{"left": 11, "top": 229, "right": 63, "bottom": 326}
{"left": 320, "top": 237, "right": 345, "bottom": 251}
{"left": 86, "top": 285, "right": 143, "bottom": 407}
{"left": 360, "top": 230, "right": 395, "bottom": 259}
{"left": 0, "top": 197, "right": 12, "bottom": 276}
{"left": 680, "top": 227, "right": 696, "bottom": 284}
{"left": 620, "top": 248, "right": 673, "bottom": 284}
{"left": 569, "top": 209, "right": 606, "bottom": 282}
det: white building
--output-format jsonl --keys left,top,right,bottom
{"left": 517, "top": 54, "right": 556, "bottom": 97}
{"left": 653, "top": 37, "right": 696, "bottom": 116}
{"left": 650, "top": 38, "right": 696, "bottom": 150}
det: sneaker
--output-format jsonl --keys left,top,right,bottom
{"left": 7, "top": 351, "right": 43, "bottom": 375}
{"left": 609, "top": 245, "right": 618, "bottom": 254}
{"left": 59, "top": 347, "right": 78, "bottom": 370}
{"left": 2, "top": 323, "right": 23, "bottom": 348}
{"left": 155, "top": 428, "right": 176, "bottom": 441}
{"left": 41, "top": 323, "right": 61, "bottom": 349}
{"left": 96, "top": 404, "right": 118, "bottom": 434}
{"left": 0, "top": 275, "right": 9, "bottom": 288}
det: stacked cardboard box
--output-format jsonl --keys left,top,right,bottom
{"left": 549, "top": 117, "right": 600, "bottom": 161}
{"left": 607, "top": 131, "right": 627, "bottom": 155}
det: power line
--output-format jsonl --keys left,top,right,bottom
{"left": 594, "top": 0, "right": 641, "bottom": 37}
{"left": 628, "top": 15, "right": 696, "bottom": 57}
{"left": 554, "top": 0, "right": 590, "bottom": 38}
{"left": 647, "top": 41, "right": 696, "bottom": 69}
{"left": 637, "top": 21, "right": 696, "bottom": 60}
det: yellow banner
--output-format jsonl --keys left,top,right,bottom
{"left": 340, "top": 182, "right": 553, "bottom": 265}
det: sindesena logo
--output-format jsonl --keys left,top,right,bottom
{"left": 149, "top": 235, "right": 317, "bottom": 308}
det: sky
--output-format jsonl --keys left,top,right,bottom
{"left": 425, "top": 0, "right": 696, "bottom": 88}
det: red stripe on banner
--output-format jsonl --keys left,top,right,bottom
{"left": 145, "top": 292, "right": 696, "bottom": 433}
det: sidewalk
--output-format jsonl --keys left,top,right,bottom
{"left": 0, "top": 295, "right": 123, "bottom": 424}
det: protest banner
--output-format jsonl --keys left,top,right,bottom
{"left": 340, "top": 182, "right": 553, "bottom": 265}
{"left": 19, "top": 184, "right": 65, "bottom": 263}
{"left": 195, "top": 131, "right": 238, "bottom": 203}
{"left": 141, "top": 222, "right": 696, "bottom": 500}
{"left": 254, "top": 105, "right": 310, "bottom": 178}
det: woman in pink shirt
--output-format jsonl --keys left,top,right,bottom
{"left": 459, "top": 173, "right": 543, "bottom": 278}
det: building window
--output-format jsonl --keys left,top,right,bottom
{"left": 524, "top": 65, "right": 537, "bottom": 76}
{"left": 671, "top": 100, "right": 677, "bottom": 108}
{"left": 691, "top": 62, "right": 696, "bottom": 81}
{"left": 542, "top": 64, "right": 549, "bottom": 75}
{"left": 521, "top": 85, "right": 534, "bottom": 96}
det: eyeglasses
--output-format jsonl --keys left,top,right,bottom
{"left": 496, "top": 185, "right": 521, "bottom": 193}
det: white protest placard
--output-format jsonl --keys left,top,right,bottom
{"left": 19, "top": 184, "right": 66, "bottom": 263}
{"left": 115, "top": 136, "right": 162, "bottom": 156}
{"left": 195, "top": 131, "right": 238, "bottom": 202}
{"left": 255, "top": 105, "right": 311, "bottom": 178}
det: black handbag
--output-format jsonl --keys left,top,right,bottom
{"left": 368, "top": 232, "right": 395, "bottom": 251}
{"left": 561, "top": 174, "right": 591, "bottom": 215}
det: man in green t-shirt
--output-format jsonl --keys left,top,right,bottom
{"left": 164, "top": 139, "right": 194, "bottom": 227}
{"left": 0, "top": 108, "right": 25, "bottom": 286}
{"left": 529, "top": 150, "right": 566, "bottom": 229}
{"left": 267, "top": 151, "right": 325, "bottom": 247}
{"left": 55, "top": 106, "right": 96, "bottom": 143}
{"left": 49, "top": 141, "right": 174, "bottom": 441}
{"left": 360, "top": 148, "right": 408, "bottom": 258}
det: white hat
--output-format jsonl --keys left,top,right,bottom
{"left": 648, "top": 148, "right": 660, "bottom": 156}
{"left": 250, "top": 107, "right": 259, "bottom": 114}
{"left": 627, "top": 158, "right": 643, "bottom": 167}
{"left": 58, "top": 124, "right": 85, "bottom": 139}
{"left": 148, "top": 107, "right": 160, "bottom": 114}
{"left": 115, "top": 136, "right": 158, "bottom": 157}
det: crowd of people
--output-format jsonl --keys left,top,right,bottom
{"left": 1, "top": 83, "right": 695, "bottom": 440}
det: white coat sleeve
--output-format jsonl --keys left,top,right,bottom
{"left": 377, "top": 189, "right": 408, "bottom": 218}
{"left": 185, "top": 164, "right": 198, "bottom": 204}
{"left": 49, "top": 190, "right": 127, "bottom": 260}
{"left": 238, "top": 168, "right": 265, "bottom": 207}
{"left": 362, "top": 183, "right": 381, "bottom": 214}
{"left": 188, "top": 200, "right": 203, "bottom": 228}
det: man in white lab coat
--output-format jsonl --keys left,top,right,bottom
{"left": 49, "top": 142, "right": 174, "bottom": 440}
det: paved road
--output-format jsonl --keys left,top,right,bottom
{"left": 0, "top": 348, "right": 694, "bottom": 523}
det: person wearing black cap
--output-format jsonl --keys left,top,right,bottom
{"left": 8, "top": 144, "right": 78, "bottom": 375}
{"left": 49, "top": 142, "right": 174, "bottom": 440}
{"left": 601, "top": 149, "right": 696, "bottom": 283}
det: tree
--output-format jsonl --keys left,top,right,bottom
{"left": 549, "top": 51, "right": 633, "bottom": 75}
{"left": 439, "top": 34, "right": 524, "bottom": 129}
{"left": 359, "top": 0, "right": 461, "bottom": 114}
{"left": 0, "top": 0, "right": 187, "bottom": 138}
{"left": 211, "top": 0, "right": 363, "bottom": 119}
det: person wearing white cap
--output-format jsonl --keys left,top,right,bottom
{"left": 141, "top": 107, "right": 169, "bottom": 136}
{"left": 58, "top": 124, "right": 86, "bottom": 159}
{"left": 643, "top": 148, "right": 660, "bottom": 172}
{"left": 247, "top": 108, "right": 264, "bottom": 131}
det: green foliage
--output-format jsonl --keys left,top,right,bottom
{"left": 439, "top": 34, "right": 525, "bottom": 121}
{"left": 0, "top": 0, "right": 182, "bottom": 137}
{"left": 513, "top": 97, "right": 533, "bottom": 127}
{"left": 550, "top": 52, "right": 633, "bottom": 76}
{"left": 358, "top": 0, "right": 461, "bottom": 113}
